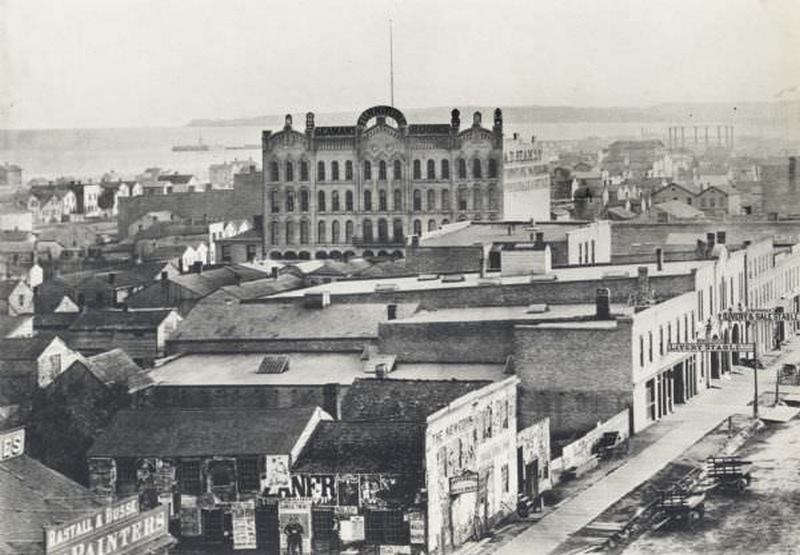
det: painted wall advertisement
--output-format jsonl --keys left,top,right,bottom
{"left": 278, "top": 498, "right": 312, "bottom": 554}
{"left": 408, "top": 511, "right": 426, "bottom": 545}
{"left": 265, "top": 455, "right": 291, "bottom": 494}
{"left": 231, "top": 500, "right": 257, "bottom": 550}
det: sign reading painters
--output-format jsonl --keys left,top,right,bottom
{"left": 0, "top": 427, "right": 25, "bottom": 462}
{"left": 667, "top": 342, "right": 755, "bottom": 353}
{"left": 45, "top": 499, "right": 169, "bottom": 555}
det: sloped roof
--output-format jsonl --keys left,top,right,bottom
{"left": 654, "top": 182, "right": 701, "bottom": 196}
{"left": 0, "top": 315, "right": 30, "bottom": 339}
{"left": 68, "top": 309, "right": 175, "bottom": 332}
{"left": 0, "top": 454, "right": 105, "bottom": 555}
{"left": 341, "top": 378, "right": 491, "bottom": 423}
{"left": 0, "top": 336, "right": 59, "bottom": 360}
{"left": 293, "top": 421, "right": 424, "bottom": 474}
{"left": 172, "top": 302, "right": 417, "bottom": 342}
{"left": 86, "top": 348, "right": 153, "bottom": 391}
{"left": 87, "top": 407, "right": 317, "bottom": 457}
{"left": 34, "top": 288, "right": 77, "bottom": 314}
{"left": 605, "top": 206, "right": 637, "bottom": 220}
{"left": 653, "top": 200, "right": 706, "bottom": 219}
{"left": 156, "top": 174, "right": 195, "bottom": 185}
{"left": 217, "top": 274, "right": 305, "bottom": 301}
{"left": 143, "top": 245, "right": 192, "bottom": 261}
{"left": 134, "top": 222, "right": 208, "bottom": 240}
{"left": 33, "top": 312, "right": 80, "bottom": 330}
{"left": 0, "top": 279, "right": 24, "bottom": 300}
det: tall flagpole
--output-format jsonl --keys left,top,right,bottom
{"left": 389, "top": 19, "right": 395, "bottom": 107}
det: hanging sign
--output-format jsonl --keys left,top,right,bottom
{"left": 0, "top": 427, "right": 25, "bottom": 461}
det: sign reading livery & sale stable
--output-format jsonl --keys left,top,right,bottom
{"left": 668, "top": 342, "right": 755, "bottom": 353}
{"left": 44, "top": 496, "right": 169, "bottom": 555}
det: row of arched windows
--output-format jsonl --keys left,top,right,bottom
{"left": 268, "top": 157, "right": 499, "bottom": 183}
{"left": 269, "top": 217, "right": 453, "bottom": 245}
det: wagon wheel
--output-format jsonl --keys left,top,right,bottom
{"left": 736, "top": 478, "right": 749, "bottom": 493}
{"left": 688, "top": 507, "right": 704, "bottom": 526}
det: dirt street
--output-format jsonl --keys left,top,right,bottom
{"left": 625, "top": 418, "right": 800, "bottom": 554}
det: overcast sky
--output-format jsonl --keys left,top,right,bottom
{"left": 1, "top": 0, "right": 798, "bottom": 129}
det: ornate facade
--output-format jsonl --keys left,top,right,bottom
{"left": 261, "top": 105, "right": 504, "bottom": 260}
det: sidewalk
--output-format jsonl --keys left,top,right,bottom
{"left": 492, "top": 344, "right": 795, "bottom": 555}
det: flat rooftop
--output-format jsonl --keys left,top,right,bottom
{"left": 268, "top": 259, "right": 708, "bottom": 299}
{"left": 149, "top": 352, "right": 507, "bottom": 386}
{"left": 396, "top": 303, "right": 633, "bottom": 324}
{"left": 419, "top": 221, "right": 591, "bottom": 247}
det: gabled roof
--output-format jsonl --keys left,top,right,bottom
{"left": 157, "top": 174, "right": 195, "bottom": 185}
{"left": 0, "top": 336, "right": 59, "bottom": 360}
{"left": 68, "top": 309, "right": 175, "bottom": 332}
{"left": 0, "top": 454, "right": 105, "bottom": 555}
{"left": 0, "top": 279, "right": 25, "bottom": 300}
{"left": 653, "top": 200, "right": 705, "bottom": 219}
{"left": 697, "top": 183, "right": 738, "bottom": 197}
{"left": 87, "top": 407, "right": 318, "bottom": 457}
{"left": 33, "top": 312, "right": 80, "bottom": 330}
{"left": 293, "top": 421, "right": 425, "bottom": 474}
{"left": 34, "top": 288, "right": 77, "bottom": 314}
{"left": 653, "top": 182, "right": 701, "bottom": 196}
{"left": 341, "top": 378, "right": 492, "bottom": 423}
{"left": 0, "top": 315, "right": 31, "bottom": 339}
{"left": 86, "top": 348, "right": 153, "bottom": 391}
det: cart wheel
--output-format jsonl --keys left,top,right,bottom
{"left": 736, "top": 478, "right": 748, "bottom": 492}
{"left": 688, "top": 508, "right": 704, "bottom": 525}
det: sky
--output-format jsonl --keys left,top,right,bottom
{"left": 1, "top": 0, "right": 798, "bottom": 129}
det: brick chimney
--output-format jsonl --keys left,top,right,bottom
{"left": 637, "top": 266, "right": 649, "bottom": 296}
{"left": 716, "top": 230, "right": 726, "bottom": 245}
{"left": 595, "top": 288, "right": 611, "bottom": 320}
{"left": 387, "top": 303, "right": 398, "bottom": 321}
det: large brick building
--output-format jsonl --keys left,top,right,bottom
{"left": 261, "top": 105, "right": 547, "bottom": 261}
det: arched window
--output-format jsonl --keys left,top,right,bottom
{"left": 413, "top": 219, "right": 422, "bottom": 237}
{"left": 393, "top": 160, "right": 402, "bottom": 180}
{"left": 413, "top": 190, "right": 422, "bottom": 211}
{"left": 393, "top": 189, "right": 402, "bottom": 211}
{"left": 300, "top": 161, "right": 309, "bottom": 181}
{"left": 427, "top": 159, "right": 435, "bottom": 180}
{"left": 488, "top": 158, "right": 498, "bottom": 178}
{"left": 379, "top": 161, "right": 387, "bottom": 181}
{"left": 345, "top": 220, "right": 354, "bottom": 243}
{"left": 286, "top": 220, "right": 295, "bottom": 243}
{"left": 286, "top": 162, "right": 294, "bottom": 182}
{"left": 270, "top": 221, "right": 279, "bottom": 244}
{"left": 345, "top": 191, "right": 354, "bottom": 211}
{"left": 286, "top": 190, "right": 295, "bottom": 212}
{"left": 364, "top": 190, "right": 372, "bottom": 211}
{"left": 317, "top": 190, "right": 326, "bottom": 212}
{"left": 299, "top": 189, "right": 309, "bottom": 212}
{"left": 331, "top": 161, "right": 340, "bottom": 181}
{"left": 364, "top": 161, "right": 372, "bottom": 181}
{"left": 317, "top": 220, "right": 326, "bottom": 243}
{"left": 331, "top": 191, "right": 340, "bottom": 212}
{"left": 379, "top": 189, "right": 387, "bottom": 211}
{"left": 441, "top": 218, "right": 450, "bottom": 226}
{"left": 270, "top": 191, "right": 279, "bottom": 213}
{"left": 487, "top": 185, "right": 498, "bottom": 210}
{"left": 413, "top": 160, "right": 421, "bottom": 180}
{"left": 427, "top": 219, "right": 437, "bottom": 232}
{"left": 270, "top": 162, "right": 279, "bottom": 182}
{"left": 441, "top": 159, "right": 450, "bottom": 179}
{"left": 427, "top": 189, "right": 436, "bottom": 211}
{"left": 441, "top": 190, "right": 451, "bottom": 210}
{"left": 473, "top": 159, "right": 482, "bottom": 178}
{"left": 458, "top": 158, "right": 467, "bottom": 179}
{"left": 458, "top": 187, "right": 468, "bottom": 211}
{"left": 377, "top": 218, "right": 388, "bottom": 242}
{"left": 393, "top": 218, "right": 403, "bottom": 242}
{"left": 331, "top": 220, "right": 341, "bottom": 243}
{"left": 473, "top": 186, "right": 483, "bottom": 211}
{"left": 363, "top": 219, "right": 373, "bottom": 242}
{"left": 345, "top": 161, "right": 353, "bottom": 180}
{"left": 300, "top": 220, "right": 309, "bottom": 244}
{"left": 317, "top": 161, "right": 326, "bottom": 181}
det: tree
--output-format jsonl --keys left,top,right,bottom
{"left": 97, "top": 187, "right": 116, "bottom": 211}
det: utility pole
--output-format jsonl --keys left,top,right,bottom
{"left": 753, "top": 321, "right": 759, "bottom": 419}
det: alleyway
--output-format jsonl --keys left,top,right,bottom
{"left": 490, "top": 344, "right": 795, "bottom": 555}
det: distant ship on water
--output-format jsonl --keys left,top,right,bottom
{"left": 172, "top": 134, "right": 211, "bottom": 152}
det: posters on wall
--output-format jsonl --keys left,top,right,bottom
{"left": 231, "top": 500, "right": 257, "bottom": 550}
{"left": 337, "top": 474, "right": 359, "bottom": 507}
{"left": 379, "top": 546, "right": 411, "bottom": 554}
{"left": 278, "top": 498, "right": 312, "bottom": 554}
{"left": 408, "top": 511, "right": 425, "bottom": 545}
{"left": 339, "top": 515, "right": 365, "bottom": 543}
{"left": 180, "top": 506, "right": 202, "bottom": 537}
{"left": 265, "top": 455, "right": 291, "bottom": 495}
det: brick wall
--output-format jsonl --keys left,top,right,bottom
{"left": 378, "top": 320, "right": 513, "bottom": 363}
{"left": 512, "top": 322, "right": 633, "bottom": 434}
{"left": 405, "top": 246, "right": 484, "bottom": 274}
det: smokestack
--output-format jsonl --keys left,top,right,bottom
{"left": 789, "top": 156, "right": 796, "bottom": 189}
{"left": 387, "top": 303, "right": 398, "bottom": 321}
{"left": 637, "top": 266, "right": 650, "bottom": 293}
{"left": 655, "top": 248, "right": 664, "bottom": 271}
{"left": 107, "top": 272, "right": 116, "bottom": 284}
{"left": 716, "top": 231, "right": 726, "bottom": 245}
{"left": 595, "top": 288, "right": 611, "bottom": 320}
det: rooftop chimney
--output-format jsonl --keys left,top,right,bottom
{"left": 387, "top": 303, "right": 398, "bottom": 321}
{"left": 637, "top": 266, "right": 649, "bottom": 295}
{"left": 161, "top": 271, "right": 168, "bottom": 281}
{"left": 535, "top": 231, "right": 545, "bottom": 244}
{"left": 716, "top": 230, "right": 726, "bottom": 245}
{"left": 375, "top": 363, "right": 388, "bottom": 380}
{"left": 107, "top": 272, "right": 116, "bottom": 285}
{"left": 706, "top": 232, "right": 716, "bottom": 256}
{"left": 789, "top": 156, "right": 796, "bottom": 189}
{"left": 304, "top": 291, "right": 331, "bottom": 309}
{"left": 271, "top": 267, "right": 279, "bottom": 279}
{"left": 596, "top": 288, "right": 611, "bottom": 320}
{"left": 655, "top": 248, "right": 664, "bottom": 271}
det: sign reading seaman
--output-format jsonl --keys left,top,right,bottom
{"left": 721, "top": 311, "right": 800, "bottom": 322}
{"left": 0, "top": 427, "right": 25, "bottom": 462}
{"left": 46, "top": 502, "right": 168, "bottom": 555}
{"left": 668, "top": 342, "right": 755, "bottom": 353}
